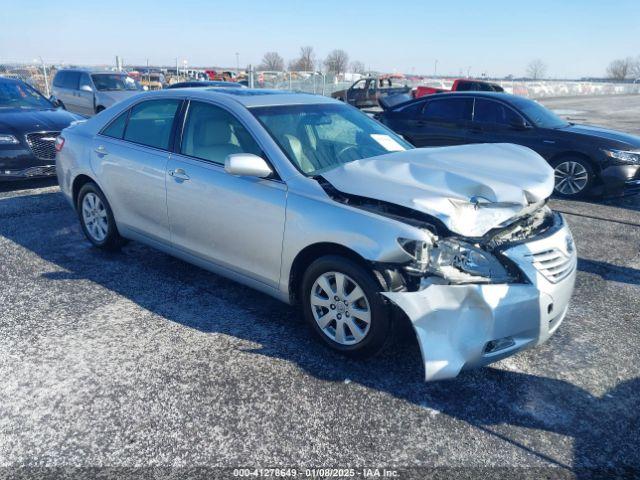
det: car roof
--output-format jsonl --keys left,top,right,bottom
{"left": 0, "top": 76, "right": 23, "bottom": 84}
{"left": 167, "top": 88, "right": 336, "bottom": 107}
{"left": 424, "top": 91, "right": 520, "bottom": 102}
{"left": 56, "top": 69, "right": 127, "bottom": 75}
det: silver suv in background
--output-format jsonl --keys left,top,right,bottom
{"left": 51, "top": 69, "right": 144, "bottom": 116}
{"left": 56, "top": 89, "right": 577, "bottom": 382}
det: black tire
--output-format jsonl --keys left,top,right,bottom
{"left": 76, "top": 182, "right": 126, "bottom": 251}
{"left": 95, "top": 106, "right": 105, "bottom": 114}
{"left": 551, "top": 156, "right": 594, "bottom": 198}
{"left": 301, "top": 255, "right": 391, "bottom": 358}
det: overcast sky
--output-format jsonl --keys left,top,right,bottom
{"left": 2, "top": 0, "right": 639, "bottom": 78}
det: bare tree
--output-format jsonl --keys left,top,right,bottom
{"left": 350, "top": 60, "right": 366, "bottom": 75}
{"left": 526, "top": 59, "right": 547, "bottom": 80}
{"left": 607, "top": 57, "right": 633, "bottom": 81}
{"left": 259, "top": 52, "right": 284, "bottom": 71}
{"left": 289, "top": 46, "right": 316, "bottom": 71}
{"left": 630, "top": 56, "right": 640, "bottom": 79}
{"left": 324, "top": 49, "right": 349, "bottom": 75}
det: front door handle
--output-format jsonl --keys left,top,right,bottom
{"left": 94, "top": 145, "right": 108, "bottom": 156}
{"left": 169, "top": 168, "right": 190, "bottom": 181}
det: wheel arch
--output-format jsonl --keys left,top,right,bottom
{"left": 549, "top": 150, "right": 599, "bottom": 172}
{"left": 72, "top": 174, "right": 97, "bottom": 208}
{"left": 288, "top": 242, "right": 379, "bottom": 305}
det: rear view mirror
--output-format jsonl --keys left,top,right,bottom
{"left": 225, "top": 153, "right": 273, "bottom": 178}
{"left": 80, "top": 85, "right": 93, "bottom": 92}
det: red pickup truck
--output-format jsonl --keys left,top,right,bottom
{"left": 413, "top": 79, "right": 504, "bottom": 98}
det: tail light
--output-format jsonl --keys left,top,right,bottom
{"left": 55, "top": 136, "right": 65, "bottom": 152}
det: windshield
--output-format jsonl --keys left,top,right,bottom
{"left": 0, "top": 81, "right": 53, "bottom": 110}
{"left": 251, "top": 103, "right": 413, "bottom": 175}
{"left": 512, "top": 97, "right": 569, "bottom": 129}
{"left": 91, "top": 74, "right": 141, "bottom": 92}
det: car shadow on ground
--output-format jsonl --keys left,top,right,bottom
{"left": 578, "top": 258, "right": 640, "bottom": 286}
{"left": 0, "top": 177, "right": 57, "bottom": 194}
{"left": 2, "top": 190, "right": 638, "bottom": 476}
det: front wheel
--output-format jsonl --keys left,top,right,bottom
{"left": 77, "top": 182, "right": 125, "bottom": 250}
{"left": 552, "top": 157, "right": 593, "bottom": 198}
{"left": 301, "top": 255, "right": 391, "bottom": 358}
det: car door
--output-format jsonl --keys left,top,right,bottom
{"left": 61, "top": 71, "right": 83, "bottom": 114}
{"left": 409, "top": 97, "right": 473, "bottom": 146}
{"left": 165, "top": 100, "right": 286, "bottom": 287}
{"left": 345, "top": 79, "right": 366, "bottom": 106}
{"left": 53, "top": 71, "right": 76, "bottom": 112}
{"left": 93, "top": 98, "right": 182, "bottom": 243}
{"left": 77, "top": 73, "right": 96, "bottom": 115}
{"left": 466, "top": 98, "right": 536, "bottom": 148}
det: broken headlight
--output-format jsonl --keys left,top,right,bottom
{"left": 399, "top": 238, "right": 514, "bottom": 283}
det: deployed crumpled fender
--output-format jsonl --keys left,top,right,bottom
{"left": 321, "top": 143, "right": 555, "bottom": 237}
{"left": 382, "top": 218, "right": 577, "bottom": 381}
{"left": 383, "top": 284, "right": 541, "bottom": 381}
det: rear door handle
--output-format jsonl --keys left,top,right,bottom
{"left": 94, "top": 145, "right": 108, "bottom": 156}
{"left": 169, "top": 168, "right": 190, "bottom": 181}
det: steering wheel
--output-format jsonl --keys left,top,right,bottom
{"left": 335, "top": 145, "right": 361, "bottom": 163}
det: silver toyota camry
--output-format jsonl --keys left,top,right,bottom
{"left": 56, "top": 88, "right": 577, "bottom": 381}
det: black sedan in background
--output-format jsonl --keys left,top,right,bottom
{"left": 0, "top": 77, "right": 83, "bottom": 180}
{"left": 378, "top": 92, "right": 640, "bottom": 197}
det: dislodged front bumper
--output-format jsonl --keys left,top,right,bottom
{"left": 383, "top": 215, "right": 577, "bottom": 381}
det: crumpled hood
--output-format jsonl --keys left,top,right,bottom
{"left": 321, "top": 143, "right": 554, "bottom": 237}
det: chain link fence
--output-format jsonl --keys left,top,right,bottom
{"left": 2, "top": 60, "right": 639, "bottom": 100}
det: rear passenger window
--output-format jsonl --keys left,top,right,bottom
{"left": 63, "top": 72, "right": 80, "bottom": 90}
{"left": 101, "top": 110, "right": 128, "bottom": 139}
{"left": 123, "top": 99, "right": 180, "bottom": 150}
{"left": 423, "top": 98, "right": 472, "bottom": 122}
{"left": 53, "top": 71, "right": 66, "bottom": 88}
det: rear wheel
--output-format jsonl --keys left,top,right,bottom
{"left": 552, "top": 157, "right": 593, "bottom": 198}
{"left": 301, "top": 255, "right": 391, "bottom": 358}
{"left": 77, "top": 182, "right": 125, "bottom": 250}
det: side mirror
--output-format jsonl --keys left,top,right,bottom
{"left": 50, "top": 96, "right": 64, "bottom": 109}
{"left": 509, "top": 117, "right": 529, "bottom": 130}
{"left": 80, "top": 85, "right": 93, "bottom": 92}
{"left": 225, "top": 153, "right": 273, "bottom": 178}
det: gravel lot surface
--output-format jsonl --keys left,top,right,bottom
{"left": 0, "top": 95, "right": 638, "bottom": 479}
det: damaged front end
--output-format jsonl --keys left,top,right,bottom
{"left": 319, "top": 177, "right": 576, "bottom": 381}
{"left": 386, "top": 209, "right": 575, "bottom": 381}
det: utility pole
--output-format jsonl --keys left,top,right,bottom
{"left": 235, "top": 52, "right": 240, "bottom": 74}
{"left": 36, "top": 57, "right": 49, "bottom": 97}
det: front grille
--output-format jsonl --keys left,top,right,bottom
{"left": 529, "top": 248, "right": 574, "bottom": 283}
{"left": 25, "top": 131, "right": 60, "bottom": 161}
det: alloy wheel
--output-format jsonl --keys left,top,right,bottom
{"left": 554, "top": 161, "right": 589, "bottom": 195}
{"left": 81, "top": 192, "right": 109, "bottom": 242}
{"left": 310, "top": 271, "right": 371, "bottom": 346}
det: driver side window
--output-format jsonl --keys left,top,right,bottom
{"left": 473, "top": 99, "right": 523, "bottom": 126}
{"left": 181, "top": 101, "right": 262, "bottom": 165}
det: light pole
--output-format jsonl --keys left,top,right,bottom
{"left": 235, "top": 52, "right": 240, "bottom": 74}
{"left": 34, "top": 57, "right": 50, "bottom": 97}
{"left": 434, "top": 59, "right": 438, "bottom": 77}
